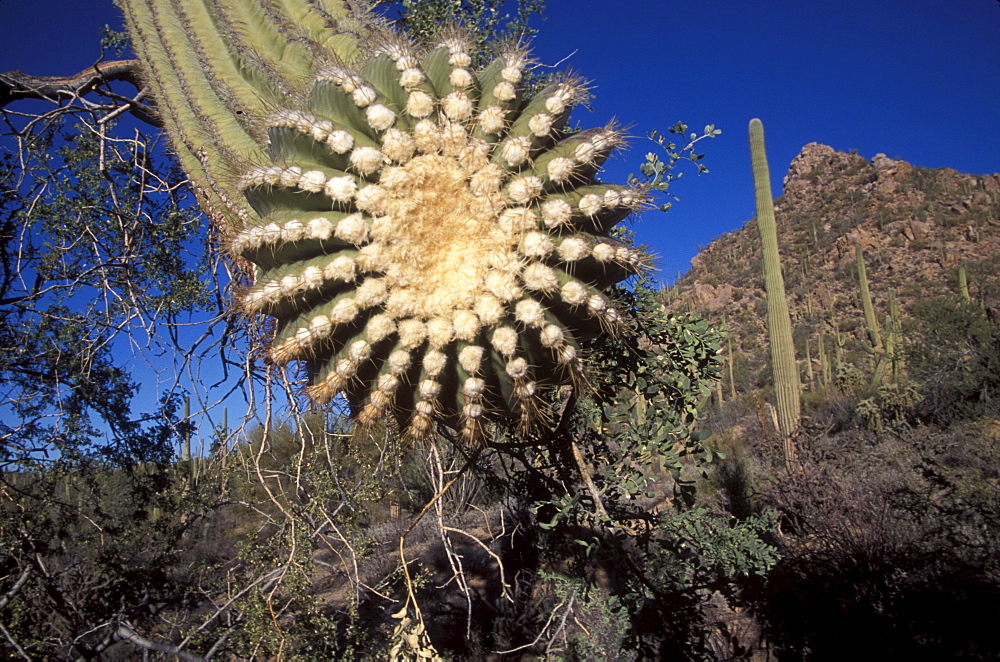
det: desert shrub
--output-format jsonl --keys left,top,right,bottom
{"left": 856, "top": 382, "right": 920, "bottom": 433}
{"left": 757, "top": 427, "right": 1000, "bottom": 659}
{"left": 906, "top": 297, "right": 1000, "bottom": 425}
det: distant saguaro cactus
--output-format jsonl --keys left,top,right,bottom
{"left": 749, "top": 118, "right": 800, "bottom": 455}
{"left": 121, "top": 0, "right": 647, "bottom": 442}
{"left": 855, "top": 245, "right": 883, "bottom": 352}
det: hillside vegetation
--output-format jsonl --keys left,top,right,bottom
{"left": 667, "top": 143, "right": 1000, "bottom": 658}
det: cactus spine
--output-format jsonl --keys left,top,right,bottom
{"left": 122, "top": 1, "right": 647, "bottom": 443}
{"left": 749, "top": 118, "right": 800, "bottom": 450}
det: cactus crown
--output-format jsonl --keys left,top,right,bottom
{"left": 123, "top": 0, "right": 647, "bottom": 443}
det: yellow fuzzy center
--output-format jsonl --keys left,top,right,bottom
{"left": 370, "top": 154, "right": 513, "bottom": 319}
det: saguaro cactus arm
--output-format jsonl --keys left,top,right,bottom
{"left": 116, "top": 0, "right": 373, "bottom": 232}
{"left": 749, "top": 118, "right": 801, "bottom": 444}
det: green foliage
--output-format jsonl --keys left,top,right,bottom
{"left": 906, "top": 296, "right": 1000, "bottom": 425}
{"left": 0, "top": 116, "right": 210, "bottom": 470}
{"left": 384, "top": 0, "right": 546, "bottom": 54}
{"left": 856, "top": 382, "right": 920, "bottom": 433}
{"left": 633, "top": 123, "right": 721, "bottom": 212}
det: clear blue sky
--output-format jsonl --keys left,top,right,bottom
{"left": 2, "top": 0, "right": 997, "bottom": 282}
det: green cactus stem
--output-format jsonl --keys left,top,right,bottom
{"left": 804, "top": 338, "right": 814, "bottom": 391}
{"left": 855, "top": 245, "right": 883, "bottom": 353}
{"left": 749, "top": 118, "right": 800, "bottom": 451}
{"left": 723, "top": 312, "right": 737, "bottom": 399}
{"left": 888, "top": 289, "right": 905, "bottom": 381}
{"left": 117, "top": 0, "right": 371, "bottom": 232}
{"left": 818, "top": 331, "right": 830, "bottom": 388}
{"left": 959, "top": 265, "right": 972, "bottom": 303}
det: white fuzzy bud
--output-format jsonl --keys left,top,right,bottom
{"left": 350, "top": 146, "right": 384, "bottom": 175}
{"left": 501, "top": 136, "right": 531, "bottom": 167}
{"left": 301, "top": 265, "right": 324, "bottom": 289}
{"left": 388, "top": 350, "right": 411, "bottom": 374}
{"left": 330, "top": 298, "right": 359, "bottom": 324}
{"left": 469, "top": 163, "right": 505, "bottom": 197}
{"left": 355, "top": 185, "right": 385, "bottom": 212}
{"left": 279, "top": 166, "right": 302, "bottom": 189}
{"left": 352, "top": 86, "right": 377, "bottom": 107}
{"left": 306, "top": 217, "right": 334, "bottom": 241}
{"left": 458, "top": 345, "right": 485, "bottom": 374}
{"left": 528, "top": 113, "right": 553, "bottom": 137}
{"left": 520, "top": 231, "right": 554, "bottom": 259}
{"left": 406, "top": 90, "right": 435, "bottom": 118}
{"left": 506, "top": 357, "right": 529, "bottom": 379}
{"left": 280, "top": 219, "right": 304, "bottom": 242}
{"left": 579, "top": 194, "right": 603, "bottom": 217}
{"left": 522, "top": 263, "right": 558, "bottom": 293}
{"left": 493, "top": 81, "right": 516, "bottom": 101}
{"left": 478, "top": 105, "right": 506, "bottom": 134}
{"left": 398, "top": 319, "right": 427, "bottom": 349}
{"left": 426, "top": 318, "right": 453, "bottom": 348}
{"left": 463, "top": 377, "right": 485, "bottom": 397}
{"left": 413, "top": 120, "right": 441, "bottom": 153}
{"left": 325, "top": 176, "right": 357, "bottom": 202}
{"left": 557, "top": 236, "right": 589, "bottom": 262}
{"left": 442, "top": 92, "right": 473, "bottom": 121}
{"left": 355, "top": 278, "right": 388, "bottom": 307}
{"left": 366, "top": 314, "right": 396, "bottom": 343}
{"left": 365, "top": 104, "right": 396, "bottom": 131}
{"left": 515, "top": 299, "right": 546, "bottom": 327}
{"left": 561, "top": 280, "right": 589, "bottom": 306}
{"left": 491, "top": 327, "right": 518, "bottom": 358}
{"left": 298, "top": 170, "right": 327, "bottom": 193}
{"left": 423, "top": 350, "right": 447, "bottom": 377}
{"left": 419, "top": 379, "right": 441, "bottom": 400}
{"left": 547, "top": 157, "right": 575, "bottom": 183}
{"left": 324, "top": 255, "right": 356, "bottom": 281}
{"left": 327, "top": 130, "right": 355, "bottom": 154}
{"left": 452, "top": 311, "right": 480, "bottom": 341}
{"left": 498, "top": 207, "right": 536, "bottom": 234}
{"left": 334, "top": 214, "right": 369, "bottom": 245}
{"left": 574, "top": 142, "right": 597, "bottom": 164}
{"left": 382, "top": 129, "right": 416, "bottom": 163}
{"left": 592, "top": 242, "right": 616, "bottom": 262}
{"left": 541, "top": 199, "right": 572, "bottom": 228}
{"left": 540, "top": 324, "right": 564, "bottom": 348}
{"left": 501, "top": 65, "right": 522, "bottom": 83}
{"left": 399, "top": 68, "right": 424, "bottom": 88}
{"left": 349, "top": 340, "right": 372, "bottom": 363}
{"left": 507, "top": 176, "right": 543, "bottom": 204}
{"left": 587, "top": 294, "right": 609, "bottom": 317}
{"left": 485, "top": 270, "right": 521, "bottom": 302}
{"left": 474, "top": 294, "right": 504, "bottom": 326}
{"left": 450, "top": 68, "right": 473, "bottom": 88}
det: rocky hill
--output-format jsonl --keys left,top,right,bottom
{"left": 668, "top": 143, "right": 1000, "bottom": 389}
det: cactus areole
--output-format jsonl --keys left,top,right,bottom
{"left": 216, "top": 33, "right": 646, "bottom": 441}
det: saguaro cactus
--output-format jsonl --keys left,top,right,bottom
{"left": 855, "top": 245, "right": 883, "bottom": 353}
{"left": 749, "top": 118, "right": 801, "bottom": 447}
{"left": 122, "top": 1, "right": 646, "bottom": 442}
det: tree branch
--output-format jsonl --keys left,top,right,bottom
{"left": 0, "top": 59, "right": 161, "bottom": 127}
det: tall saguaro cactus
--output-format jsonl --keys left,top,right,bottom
{"left": 749, "top": 118, "right": 801, "bottom": 452}
{"left": 121, "top": 0, "right": 647, "bottom": 443}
